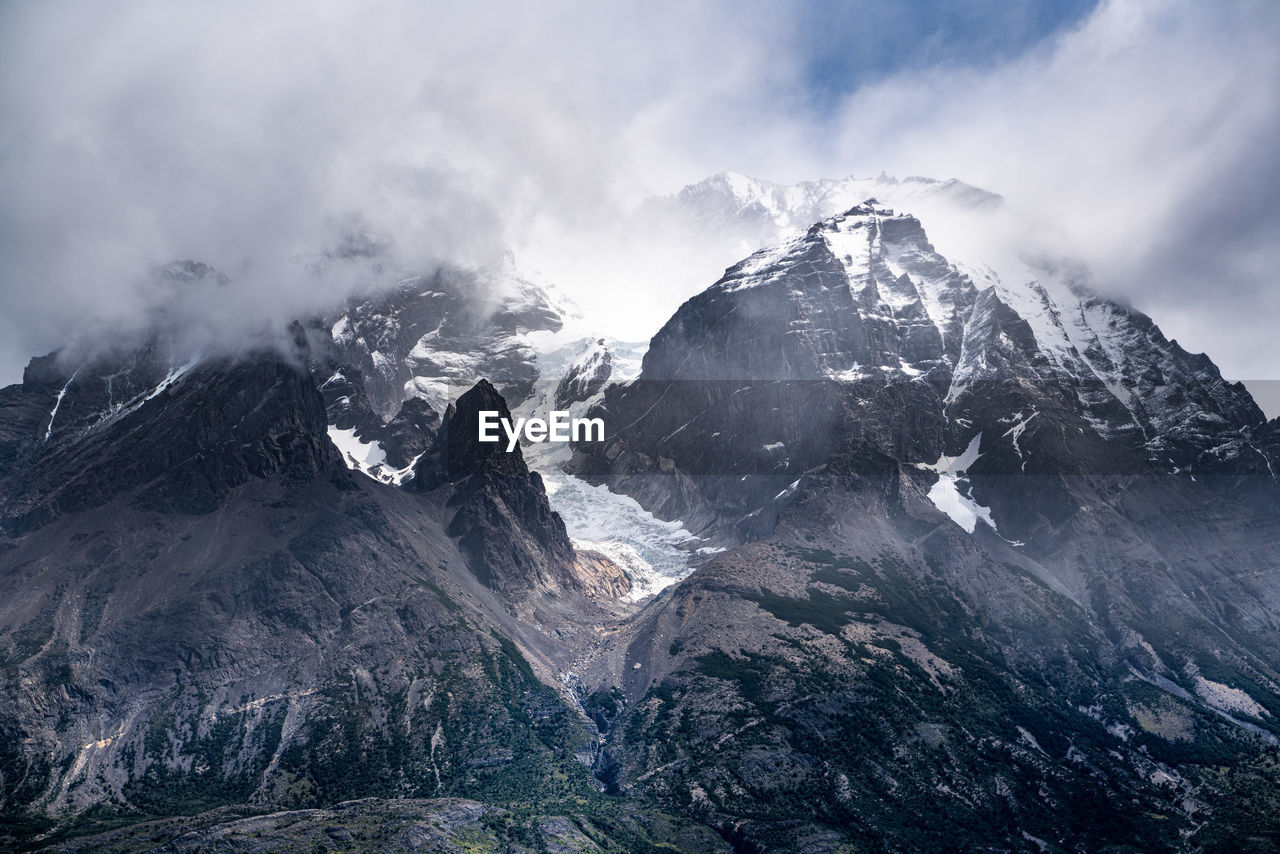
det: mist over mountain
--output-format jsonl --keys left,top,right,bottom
{"left": 3, "top": 1, "right": 1278, "bottom": 391}
{"left": 2, "top": 169, "right": 1277, "bottom": 851}
{"left": 3, "top": 2, "right": 1280, "bottom": 851}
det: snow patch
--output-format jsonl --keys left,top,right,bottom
{"left": 327, "top": 426, "right": 387, "bottom": 471}
{"left": 404, "top": 377, "right": 450, "bottom": 415}
{"left": 44, "top": 369, "right": 79, "bottom": 441}
{"left": 1000, "top": 408, "right": 1039, "bottom": 471}
{"left": 546, "top": 473, "right": 701, "bottom": 601}
{"left": 723, "top": 237, "right": 806, "bottom": 289}
{"left": 326, "top": 426, "right": 422, "bottom": 486}
{"left": 897, "top": 360, "right": 923, "bottom": 377}
{"left": 822, "top": 218, "right": 873, "bottom": 285}
{"left": 917, "top": 433, "right": 1013, "bottom": 540}
{"left": 774, "top": 479, "right": 801, "bottom": 501}
{"left": 829, "top": 363, "right": 867, "bottom": 382}
{"left": 143, "top": 357, "right": 199, "bottom": 403}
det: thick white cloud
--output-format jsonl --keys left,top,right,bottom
{"left": 0, "top": 0, "right": 792, "bottom": 375}
{"left": 1, "top": 0, "right": 1276, "bottom": 414}
{"left": 816, "top": 0, "right": 1280, "bottom": 397}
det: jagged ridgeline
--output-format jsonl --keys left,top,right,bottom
{"left": 2, "top": 182, "right": 1279, "bottom": 852}
{"left": 566, "top": 196, "right": 1280, "bottom": 851}
{"left": 0, "top": 271, "right": 699, "bottom": 850}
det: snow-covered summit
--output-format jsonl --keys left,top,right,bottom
{"left": 647, "top": 170, "right": 1002, "bottom": 261}
{"left": 635, "top": 190, "right": 1276, "bottom": 484}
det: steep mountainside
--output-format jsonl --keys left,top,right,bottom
{"left": 310, "top": 257, "right": 569, "bottom": 483}
{"left": 0, "top": 334, "right": 670, "bottom": 849}
{"left": 567, "top": 200, "right": 1280, "bottom": 851}
{"left": 2, "top": 181, "right": 1278, "bottom": 852}
{"left": 572, "top": 201, "right": 1278, "bottom": 537}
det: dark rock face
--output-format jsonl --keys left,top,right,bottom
{"left": 563, "top": 201, "right": 1280, "bottom": 851}
{"left": 0, "top": 359, "right": 64, "bottom": 482}
{"left": 317, "top": 361, "right": 442, "bottom": 472}
{"left": 410, "top": 380, "right": 628, "bottom": 601}
{"left": 414, "top": 379, "right": 533, "bottom": 486}
{"left": 0, "top": 349, "right": 628, "bottom": 847}
{"left": 637, "top": 206, "right": 967, "bottom": 383}
{"left": 584, "top": 491, "right": 1280, "bottom": 851}
{"left": 0, "top": 469, "right": 606, "bottom": 840}
{"left": 572, "top": 202, "right": 1278, "bottom": 543}
{"left": 2, "top": 350, "right": 335, "bottom": 536}
{"left": 375, "top": 396, "right": 442, "bottom": 469}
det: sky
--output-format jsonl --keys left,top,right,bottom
{"left": 1, "top": 0, "right": 1277, "bottom": 413}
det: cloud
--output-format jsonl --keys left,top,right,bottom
{"left": 814, "top": 0, "right": 1280, "bottom": 388}
{"left": 580, "top": 0, "right": 1280, "bottom": 402}
{"left": 0, "top": 0, "right": 815, "bottom": 377}
{"left": 1, "top": 0, "right": 1275, "bottom": 414}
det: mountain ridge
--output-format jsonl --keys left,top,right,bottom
{"left": 558, "top": 192, "right": 1280, "bottom": 850}
{"left": 2, "top": 175, "right": 1278, "bottom": 852}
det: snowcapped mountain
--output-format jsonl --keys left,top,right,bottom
{"left": 307, "top": 179, "right": 1275, "bottom": 596}
{"left": 320, "top": 256, "right": 565, "bottom": 415}
{"left": 563, "top": 190, "right": 1280, "bottom": 851}
{"left": 307, "top": 256, "right": 570, "bottom": 480}
{"left": 575, "top": 198, "right": 1277, "bottom": 541}
{"left": 639, "top": 170, "right": 1003, "bottom": 272}
{"left": 304, "top": 257, "right": 710, "bottom": 600}
{"left": 4, "top": 169, "right": 1280, "bottom": 852}
{"left": 554, "top": 337, "right": 613, "bottom": 409}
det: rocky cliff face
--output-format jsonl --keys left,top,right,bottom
{"left": 3, "top": 183, "right": 1279, "bottom": 852}
{"left": 0, "top": 338, "right": 634, "bottom": 848}
{"left": 572, "top": 201, "right": 1278, "bottom": 540}
{"left": 410, "top": 379, "right": 629, "bottom": 602}
{"left": 554, "top": 338, "right": 612, "bottom": 409}
{"left": 564, "top": 199, "right": 1280, "bottom": 851}
{"left": 2, "top": 344, "right": 334, "bottom": 537}
{"left": 580, "top": 483, "right": 1280, "bottom": 851}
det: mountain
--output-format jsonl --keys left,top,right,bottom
{"left": 572, "top": 200, "right": 1279, "bottom": 538}
{"left": 638, "top": 171, "right": 1004, "bottom": 278}
{"left": 310, "top": 256, "right": 570, "bottom": 484}
{"left": 301, "top": 256, "right": 694, "bottom": 600}
{"left": 408, "top": 377, "right": 631, "bottom": 602}
{"left": 555, "top": 338, "right": 613, "bottom": 409}
{"left": 566, "top": 199, "right": 1280, "bottom": 850}
{"left": 0, "top": 323, "right": 683, "bottom": 848}
{"left": 3, "top": 177, "right": 1279, "bottom": 852}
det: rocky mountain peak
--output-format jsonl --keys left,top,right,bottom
{"left": 403, "top": 380, "right": 630, "bottom": 601}
{"left": 574, "top": 195, "right": 1278, "bottom": 545}
{"left": 554, "top": 338, "right": 612, "bottom": 409}
{"left": 2, "top": 347, "right": 337, "bottom": 536}
{"left": 413, "top": 378, "right": 529, "bottom": 488}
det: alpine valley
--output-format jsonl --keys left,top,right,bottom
{"left": 2, "top": 174, "right": 1278, "bottom": 853}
